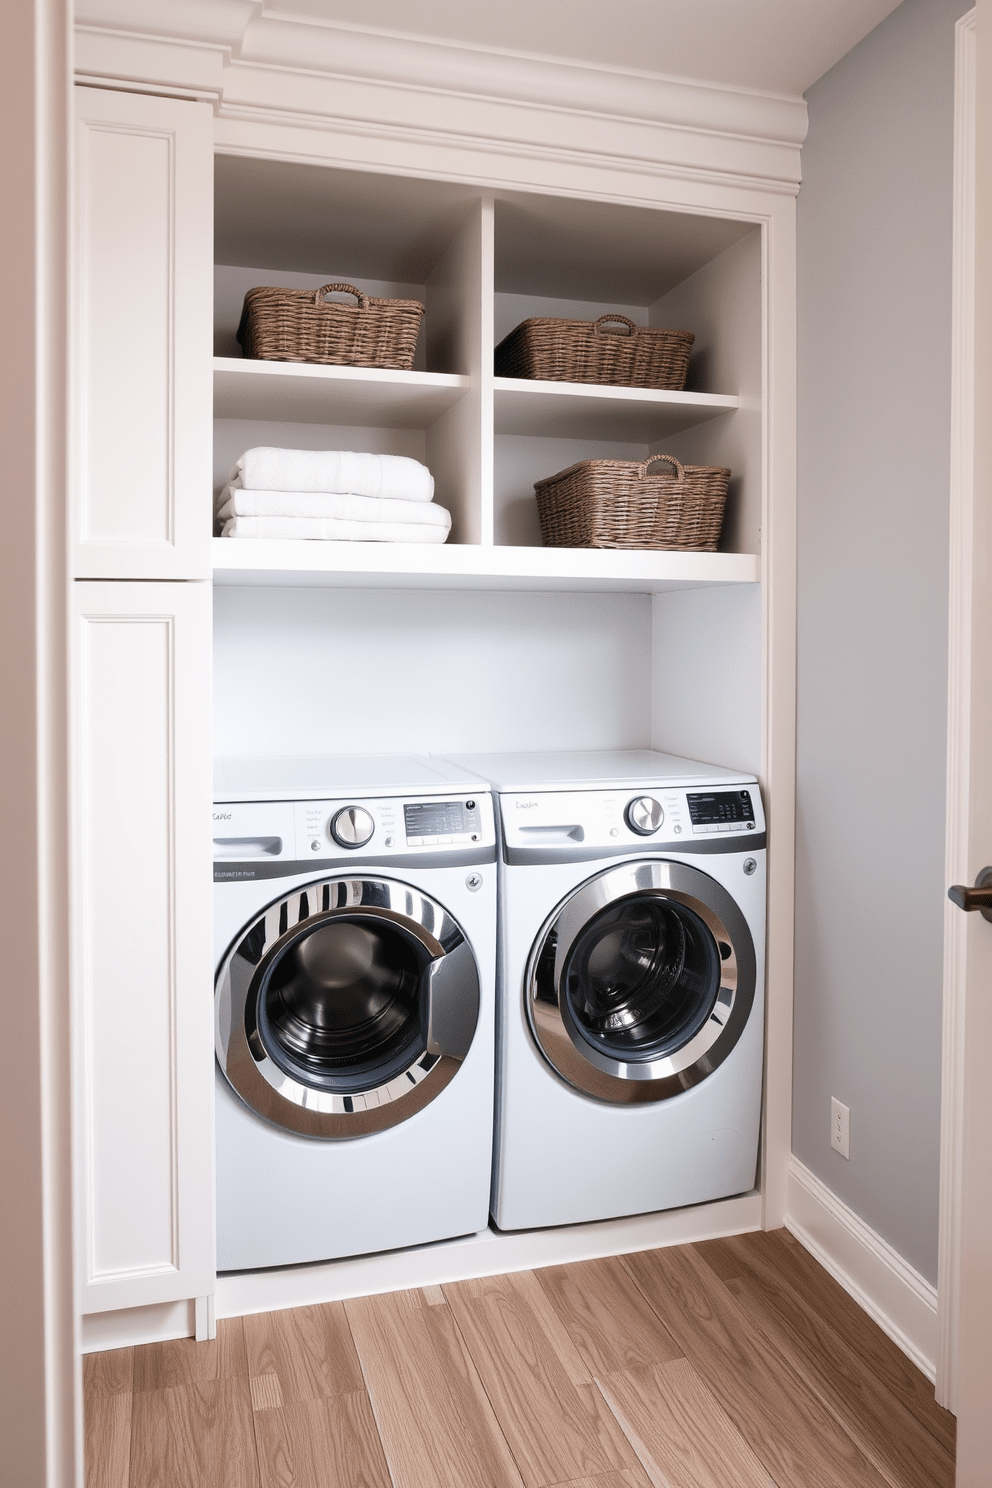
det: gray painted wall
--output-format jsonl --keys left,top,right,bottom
{"left": 794, "top": 0, "right": 968, "bottom": 1285}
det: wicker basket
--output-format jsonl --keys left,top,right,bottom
{"left": 534, "top": 454, "right": 730, "bottom": 551}
{"left": 494, "top": 315, "right": 694, "bottom": 390}
{"left": 236, "top": 282, "right": 425, "bottom": 370}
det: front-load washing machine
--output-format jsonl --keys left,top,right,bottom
{"left": 212, "top": 755, "right": 496, "bottom": 1271}
{"left": 447, "top": 750, "right": 765, "bottom": 1231}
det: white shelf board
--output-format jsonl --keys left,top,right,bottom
{"left": 494, "top": 376, "right": 739, "bottom": 441}
{"left": 213, "top": 357, "right": 470, "bottom": 427}
{"left": 211, "top": 538, "right": 759, "bottom": 593}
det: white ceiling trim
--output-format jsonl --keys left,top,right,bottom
{"left": 75, "top": 1, "right": 809, "bottom": 191}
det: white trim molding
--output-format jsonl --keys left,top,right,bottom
{"left": 786, "top": 1159, "right": 938, "bottom": 1382}
{"left": 74, "top": 0, "right": 808, "bottom": 192}
{"left": 937, "top": 5, "right": 977, "bottom": 1415}
{"left": 82, "top": 1191, "right": 761, "bottom": 1351}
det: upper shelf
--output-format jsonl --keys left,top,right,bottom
{"left": 214, "top": 358, "right": 740, "bottom": 443}
{"left": 493, "top": 377, "right": 739, "bottom": 441}
{"left": 211, "top": 538, "right": 760, "bottom": 594}
{"left": 213, "top": 357, "right": 469, "bottom": 427}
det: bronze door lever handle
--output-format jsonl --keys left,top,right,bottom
{"left": 948, "top": 867, "right": 992, "bottom": 922}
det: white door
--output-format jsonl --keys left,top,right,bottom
{"left": 939, "top": 7, "right": 992, "bottom": 1482}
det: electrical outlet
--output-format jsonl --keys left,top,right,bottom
{"left": 831, "top": 1098, "right": 850, "bottom": 1159}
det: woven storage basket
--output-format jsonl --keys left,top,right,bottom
{"left": 534, "top": 454, "right": 730, "bottom": 551}
{"left": 494, "top": 314, "right": 694, "bottom": 390}
{"left": 236, "top": 282, "right": 424, "bottom": 370}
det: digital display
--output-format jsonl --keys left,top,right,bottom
{"left": 404, "top": 800, "right": 479, "bottom": 839}
{"left": 687, "top": 790, "right": 755, "bottom": 826}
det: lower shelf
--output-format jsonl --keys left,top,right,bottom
{"left": 211, "top": 538, "right": 761, "bottom": 593}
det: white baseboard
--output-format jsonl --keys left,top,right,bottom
{"left": 81, "top": 1299, "right": 196, "bottom": 1354}
{"left": 785, "top": 1157, "right": 938, "bottom": 1381}
{"left": 80, "top": 1191, "right": 761, "bottom": 1349}
{"left": 216, "top": 1191, "right": 761, "bottom": 1323}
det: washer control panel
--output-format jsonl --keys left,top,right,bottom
{"left": 500, "top": 784, "right": 763, "bottom": 855}
{"left": 213, "top": 792, "right": 495, "bottom": 865}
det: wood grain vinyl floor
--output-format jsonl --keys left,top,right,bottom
{"left": 84, "top": 1228, "right": 955, "bottom": 1488}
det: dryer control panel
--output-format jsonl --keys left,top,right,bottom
{"left": 499, "top": 784, "right": 764, "bottom": 860}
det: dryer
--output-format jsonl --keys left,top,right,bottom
{"left": 447, "top": 750, "right": 766, "bottom": 1232}
{"left": 212, "top": 756, "right": 496, "bottom": 1271}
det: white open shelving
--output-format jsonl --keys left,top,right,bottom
{"left": 212, "top": 167, "right": 763, "bottom": 589}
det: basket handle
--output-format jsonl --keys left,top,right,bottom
{"left": 643, "top": 454, "right": 685, "bottom": 482}
{"left": 315, "top": 283, "right": 370, "bottom": 309}
{"left": 593, "top": 314, "right": 637, "bottom": 337}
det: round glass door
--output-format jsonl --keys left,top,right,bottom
{"left": 216, "top": 876, "right": 480, "bottom": 1138}
{"left": 527, "top": 859, "right": 755, "bottom": 1105}
{"left": 564, "top": 895, "right": 722, "bottom": 1062}
{"left": 256, "top": 915, "right": 427, "bottom": 1091}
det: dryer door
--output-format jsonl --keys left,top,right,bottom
{"left": 527, "top": 859, "right": 756, "bottom": 1104}
{"left": 216, "top": 876, "right": 480, "bottom": 1138}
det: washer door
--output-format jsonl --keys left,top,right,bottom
{"left": 527, "top": 859, "right": 756, "bottom": 1104}
{"left": 216, "top": 876, "right": 480, "bottom": 1138}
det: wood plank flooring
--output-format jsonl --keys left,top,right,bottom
{"left": 84, "top": 1228, "right": 955, "bottom": 1488}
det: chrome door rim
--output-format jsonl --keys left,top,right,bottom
{"left": 216, "top": 875, "right": 479, "bottom": 1138}
{"left": 526, "top": 859, "right": 756, "bottom": 1104}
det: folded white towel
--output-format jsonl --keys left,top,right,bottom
{"left": 220, "top": 515, "right": 450, "bottom": 544}
{"left": 231, "top": 448, "right": 434, "bottom": 502}
{"left": 216, "top": 486, "right": 450, "bottom": 527}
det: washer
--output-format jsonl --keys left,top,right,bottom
{"left": 447, "top": 750, "right": 766, "bottom": 1231}
{"left": 213, "top": 755, "right": 496, "bottom": 1271}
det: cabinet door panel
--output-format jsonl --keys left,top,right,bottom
{"left": 74, "top": 87, "right": 212, "bottom": 578}
{"left": 72, "top": 581, "right": 213, "bottom": 1313}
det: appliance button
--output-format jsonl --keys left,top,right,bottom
{"left": 329, "top": 805, "right": 375, "bottom": 849}
{"left": 625, "top": 796, "right": 664, "bottom": 836}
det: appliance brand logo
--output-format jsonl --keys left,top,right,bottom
{"left": 515, "top": 799, "right": 539, "bottom": 809}
{"left": 213, "top": 811, "right": 232, "bottom": 820}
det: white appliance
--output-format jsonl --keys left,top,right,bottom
{"left": 447, "top": 750, "right": 766, "bottom": 1231}
{"left": 212, "top": 755, "right": 496, "bottom": 1271}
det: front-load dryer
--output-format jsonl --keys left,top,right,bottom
{"left": 212, "top": 755, "right": 496, "bottom": 1271}
{"left": 446, "top": 750, "right": 765, "bottom": 1232}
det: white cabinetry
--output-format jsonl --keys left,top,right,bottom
{"left": 71, "top": 582, "right": 213, "bottom": 1318}
{"left": 71, "top": 86, "right": 215, "bottom": 1332}
{"left": 73, "top": 86, "right": 212, "bottom": 580}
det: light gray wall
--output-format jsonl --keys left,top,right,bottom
{"left": 794, "top": 0, "right": 968, "bottom": 1285}
{"left": 214, "top": 586, "right": 653, "bottom": 759}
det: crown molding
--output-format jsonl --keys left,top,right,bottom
{"left": 74, "top": 1, "right": 808, "bottom": 191}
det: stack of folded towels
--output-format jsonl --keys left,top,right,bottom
{"left": 216, "top": 447, "right": 451, "bottom": 544}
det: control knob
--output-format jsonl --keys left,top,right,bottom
{"left": 330, "top": 805, "right": 374, "bottom": 849}
{"left": 625, "top": 795, "right": 664, "bottom": 836}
